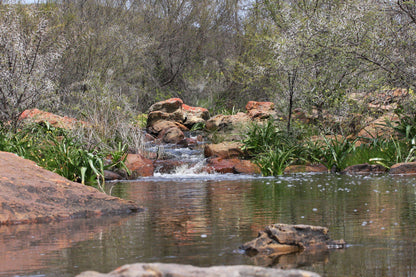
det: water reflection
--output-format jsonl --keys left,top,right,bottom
{"left": 0, "top": 174, "right": 416, "bottom": 276}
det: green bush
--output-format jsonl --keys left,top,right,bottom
{"left": 0, "top": 122, "right": 129, "bottom": 191}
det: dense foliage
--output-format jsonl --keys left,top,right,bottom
{"left": 1, "top": 0, "right": 416, "bottom": 125}
{"left": 3, "top": 1, "right": 416, "bottom": 179}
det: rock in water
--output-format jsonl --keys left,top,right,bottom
{"left": 0, "top": 151, "right": 141, "bottom": 225}
{"left": 241, "top": 224, "right": 346, "bottom": 257}
{"left": 76, "top": 263, "right": 320, "bottom": 277}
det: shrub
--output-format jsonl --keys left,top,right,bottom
{"left": 0, "top": 122, "right": 129, "bottom": 191}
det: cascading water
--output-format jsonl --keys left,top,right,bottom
{"left": 143, "top": 132, "right": 261, "bottom": 180}
{"left": 145, "top": 131, "right": 210, "bottom": 177}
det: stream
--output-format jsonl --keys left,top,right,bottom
{"left": 1, "top": 141, "right": 416, "bottom": 276}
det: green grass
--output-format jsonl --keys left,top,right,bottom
{"left": 0, "top": 122, "right": 129, "bottom": 191}
{"left": 241, "top": 119, "right": 416, "bottom": 176}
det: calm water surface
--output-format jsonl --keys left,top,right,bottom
{"left": 1, "top": 173, "right": 416, "bottom": 277}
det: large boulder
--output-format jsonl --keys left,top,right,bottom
{"left": 241, "top": 224, "right": 345, "bottom": 257}
{"left": 148, "top": 97, "right": 184, "bottom": 113}
{"left": 205, "top": 157, "right": 261, "bottom": 175}
{"left": 147, "top": 120, "right": 187, "bottom": 144}
{"left": 125, "top": 154, "right": 155, "bottom": 178}
{"left": 246, "top": 101, "right": 277, "bottom": 120}
{"left": 76, "top": 263, "right": 320, "bottom": 277}
{"left": 205, "top": 112, "right": 251, "bottom": 132}
{"left": 0, "top": 151, "right": 140, "bottom": 225}
{"left": 182, "top": 104, "right": 210, "bottom": 127}
{"left": 146, "top": 98, "right": 209, "bottom": 143}
{"left": 204, "top": 141, "right": 245, "bottom": 159}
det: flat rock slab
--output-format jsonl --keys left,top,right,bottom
{"left": 76, "top": 263, "right": 320, "bottom": 277}
{"left": 0, "top": 151, "right": 141, "bottom": 225}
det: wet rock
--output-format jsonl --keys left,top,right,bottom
{"left": 246, "top": 101, "right": 277, "bottom": 120}
{"left": 125, "top": 154, "right": 155, "bottom": 178}
{"left": 19, "top": 108, "right": 87, "bottom": 129}
{"left": 0, "top": 151, "right": 140, "bottom": 225}
{"left": 158, "top": 123, "right": 186, "bottom": 144}
{"left": 76, "top": 263, "right": 320, "bottom": 277}
{"left": 341, "top": 163, "right": 388, "bottom": 175}
{"left": 389, "top": 162, "right": 416, "bottom": 175}
{"left": 241, "top": 224, "right": 346, "bottom": 257}
{"left": 205, "top": 112, "right": 251, "bottom": 132}
{"left": 153, "top": 160, "right": 190, "bottom": 174}
{"left": 204, "top": 142, "right": 245, "bottom": 159}
{"left": 205, "top": 157, "right": 260, "bottom": 174}
{"left": 147, "top": 120, "right": 187, "bottom": 144}
{"left": 103, "top": 170, "right": 123, "bottom": 181}
{"left": 284, "top": 164, "right": 328, "bottom": 174}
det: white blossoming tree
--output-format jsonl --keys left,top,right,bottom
{"left": 0, "top": 5, "right": 64, "bottom": 126}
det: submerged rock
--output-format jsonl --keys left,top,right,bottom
{"left": 241, "top": 224, "right": 346, "bottom": 257}
{"left": 0, "top": 151, "right": 141, "bottom": 225}
{"left": 76, "top": 263, "right": 320, "bottom": 277}
{"left": 341, "top": 163, "right": 388, "bottom": 175}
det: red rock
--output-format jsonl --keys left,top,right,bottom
{"left": 233, "top": 160, "right": 261, "bottom": 174}
{"left": 246, "top": 101, "right": 276, "bottom": 120}
{"left": 0, "top": 151, "right": 140, "bottom": 225}
{"left": 125, "top": 154, "right": 155, "bottom": 178}
{"left": 182, "top": 104, "right": 210, "bottom": 127}
{"left": 19, "top": 108, "right": 87, "bottom": 129}
{"left": 148, "top": 98, "right": 184, "bottom": 113}
{"left": 389, "top": 162, "right": 416, "bottom": 175}
{"left": 205, "top": 157, "right": 260, "bottom": 174}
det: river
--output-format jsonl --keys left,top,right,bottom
{"left": 1, "top": 173, "right": 416, "bottom": 276}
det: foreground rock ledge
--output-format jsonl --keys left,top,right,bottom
{"left": 76, "top": 263, "right": 320, "bottom": 277}
{"left": 0, "top": 151, "right": 141, "bottom": 225}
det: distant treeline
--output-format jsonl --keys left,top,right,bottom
{"left": 1, "top": 0, "right": 416, "bottom": 126}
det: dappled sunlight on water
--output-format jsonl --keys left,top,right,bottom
{"left": 1, "top": 174, "right": 416, "bottom": 276}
